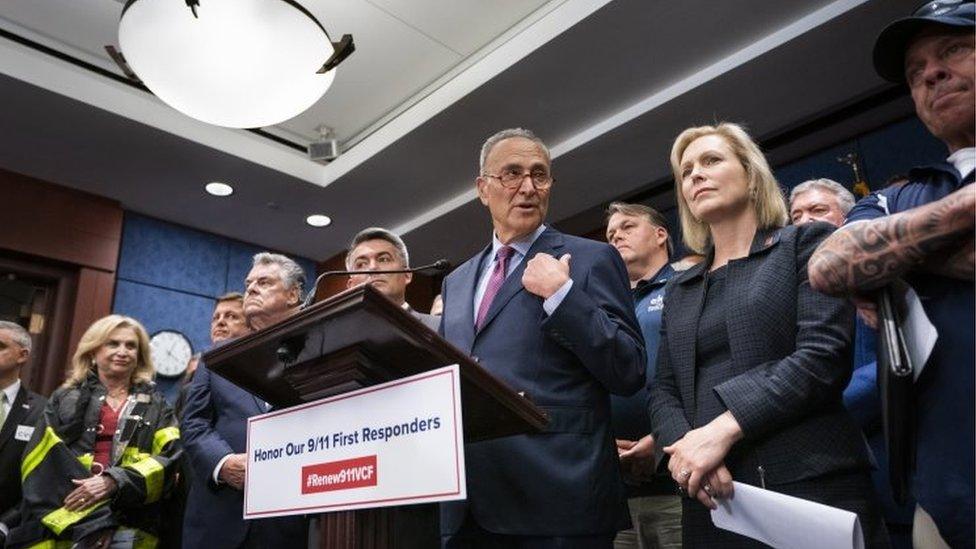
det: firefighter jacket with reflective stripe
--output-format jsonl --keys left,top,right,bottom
{"left": 8, "top": 373, "right": 181, "bottom": 548}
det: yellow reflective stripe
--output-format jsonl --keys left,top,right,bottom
{"left": 78, "top": 453, "right": 94, "bottom": 469}
{"left": 41, "top": 501, "right": 106, "bottom": 535}
{"left": 121, "top": 446, "right": 149, "bottom": 466}
{"left": 26, "top": 541, "right": 71, "bottom": 549}
{"left": 151, "top": 426, "right": 179, "bottom": 455}
{"left": 127, "top": 456, "right": 164, "bottom": 503}
{"left": 21, "top": 426, "right": 62, "bottom": 481}
{"left": 130, "top": 528, "right": 159, "bottom": 549}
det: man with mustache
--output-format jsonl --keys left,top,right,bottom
{"left": 181, "top": 253, "right": 308, "bottom": 549}
{"left": 809, "top": 2, "right": 974, "bottom": 546}
{"left": 439, "top": 128, "right": 645, "bottom": 547}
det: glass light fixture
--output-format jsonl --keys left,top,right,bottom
{"left": 117, "top": 0, "right": 353, "bottom": 128}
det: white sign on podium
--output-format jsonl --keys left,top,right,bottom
{"left": 243, "top": 364, "right": 466, "bottom": 519}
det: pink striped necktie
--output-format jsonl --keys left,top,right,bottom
{"left": 476, "top": 246, "right": 515, "bottom": 330}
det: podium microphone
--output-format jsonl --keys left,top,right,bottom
{"left": 301, "top": 259, "right": 451, "bottom": 309}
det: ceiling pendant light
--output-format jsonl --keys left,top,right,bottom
{"left": 116, "top": 0, "right": 354, "bottom": 129}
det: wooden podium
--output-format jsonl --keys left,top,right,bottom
{"left": 203, "top": 285, "right": 548, "bottom": 548}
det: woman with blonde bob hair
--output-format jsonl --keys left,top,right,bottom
{"left": 11, "top": 315, "right": 181, "bottom": 548}
{"left": 65, "top": 315, "right": 155, "bottom": 388}
{"left": 648, "top": 123, "right": 887, "bottom": 547}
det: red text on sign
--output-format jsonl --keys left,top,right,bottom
{"left": 301, "top": 455, "right": 378, "bottom": 494}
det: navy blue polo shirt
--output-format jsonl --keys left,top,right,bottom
{"left": 845, "top": 160, "right": 974, "bottom": 545}
{"left": 610, "top": 263, "right": 674, "bottom": 441}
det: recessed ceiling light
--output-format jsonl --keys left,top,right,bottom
{"left": 205, "top": 182, "right": 234, "bottom": 196}
{"left": 306, "top": 214, "right": 332, "bottom": 227}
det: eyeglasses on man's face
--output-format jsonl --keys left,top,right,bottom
{"left": 481, "top": 167, "right": 554, "bottom": 190}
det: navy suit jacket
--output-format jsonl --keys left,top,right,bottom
{"left": 180, "top": 361, "right": 306, "bottom": 549}
{"left": 0, "top": 386, "right": 46, "bottom": 529}
{"left": 439, "top": 227, "right": 646, "bottom": 536}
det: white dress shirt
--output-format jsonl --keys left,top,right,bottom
{"left": 0, "top": 379, "right": 21, "bottom": 429}
{"left": 947, "top": 147, "right": 975, "bottom": 180}
{"left": 472, "top": 224, "right": 573, "bottom": 323}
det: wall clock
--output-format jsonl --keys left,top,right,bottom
{"left": 149, "top": 329, "right": 193, "bottom": 379}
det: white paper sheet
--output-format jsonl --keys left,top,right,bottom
{"left": 901, "top": 286, "right": 938, "bottom": 381}
{"left": 710, "top": 481, "right": 864, "bottom": 549}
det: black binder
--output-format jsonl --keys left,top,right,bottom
{"left": 876, "top": 284, "right": 915, "bottom": 505}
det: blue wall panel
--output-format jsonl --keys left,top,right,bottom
{"left": 775, "top": 141, "right": 859, "bottom": 192}
{"left": 775, "top": 116, "right": 948, "bottom": 197}
{"left": 858, "top": 117, "right": 947, "bottom": 187}
{"left": 225, "top": 240, "right": 264, "bottom": 294}
{"left": 118, "top": 214, "right": 228, "bottom": 297}
{"left": 113, "top": 279, "right": 215, "bottom": 359}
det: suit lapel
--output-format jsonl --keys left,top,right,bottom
{"left": 476, "top": 228, "right": 564, "bottom": 335}
{"left": 724, "top": 227, "right": 783, "bottom": 372}
{"left": 0, "top": 386, "right": 30, "bottom": 454}
{"left": 250, "top": 392, "right": 268, "bottom": 414}
{"left": 450, "top": 246, "right": 488, "bottom": 354}
{"left": 669, "top": 268, "right": 707, "bottom": 416}
{"left": 667, "top": 230, "right": 782, "bottom": 418}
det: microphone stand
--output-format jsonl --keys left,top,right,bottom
{"left": 301, "top": 259, "right": 450, "bottom": 309}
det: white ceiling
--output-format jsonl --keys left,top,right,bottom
{"left": 0, "top": 0, "right": 918, "bottom": 265}
{"left": 0, "top": 0, "right": 555, "bottom": 144}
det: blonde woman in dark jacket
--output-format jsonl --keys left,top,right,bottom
{"left": 10, "top": 315, "right": 180, "bottom": 548}
{"left": 648, "top": 123, "right": 887, "bottom": 547}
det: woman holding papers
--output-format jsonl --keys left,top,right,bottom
{"left": 648, "top": 123, "right": 887, "bottom": 547}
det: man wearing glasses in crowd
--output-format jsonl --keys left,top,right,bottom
{"left": 438, "top": 128, "right": 645, "bottom": 547}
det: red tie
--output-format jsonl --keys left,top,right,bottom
{"left": 476, "top": 246, "right": 515, "bottom": 330}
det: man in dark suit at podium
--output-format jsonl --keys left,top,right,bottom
{"left": 182, "top": 253, "right": 309, "bottom": 549}
{"left": 0, "top": 321, "right": 45, "bottom": 545}
{"left": 439, "top": 128, "right": 646, "bottom": 547}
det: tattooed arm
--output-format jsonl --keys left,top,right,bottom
{"left": 809, "top": 183, "right": 975, "bottom": 296}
